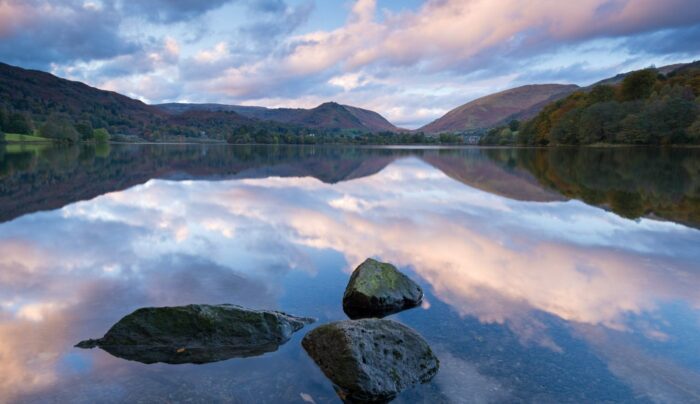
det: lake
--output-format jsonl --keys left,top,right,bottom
{"left": 1, "top": 144, "right": 699, "bottom": 403}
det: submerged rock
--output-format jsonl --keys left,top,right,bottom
{"left": 302, "top": 318, "right": 439, "bottom": 403}
{"left": 343, "top": 258, "right": 423, "bottom": 319}
{"left": 76, "top": 304, "right": 314, "bottom": 364}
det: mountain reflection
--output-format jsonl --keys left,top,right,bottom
{"left": 0, "top": 146, "right": 699, "bottom": 401}
{"left": 2, "top": 144, "right": 699, "bottom": 227}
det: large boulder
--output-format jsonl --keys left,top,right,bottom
{"left": 343, "top": 258, "right": 423, "bottom": 319}
{"left": 302, "top": 319, "right": 439, "bottom": 403}
{"left": 76, "top": 304, "right": 314, "bottom": 364}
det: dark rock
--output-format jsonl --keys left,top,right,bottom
{"left": 302, "top": 318, "right": 439, "bottom": 403}
{"left": 343, "top": 258, "right": 423, "bottom": 319}
{"left": 76, "top": 304, "right": 314, "bottom": 364}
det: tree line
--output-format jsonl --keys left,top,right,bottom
{"left": 225, "top": 127, "right": 465, "bottom": 145}
{"left": 0, "top": 105, "right": 110, "bottom": 144}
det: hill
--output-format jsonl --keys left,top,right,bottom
{"left": 0, "top": 62, "right": 258, "bottom": 140}
{"left": 515, "top": 62, "right": 700, "bottom": 145}
{"left": 507, "top": 62, "right": 700, "bottom": 146}
{"left": 157, "top": 101, "right": 399, "bottom": 132}
{"left": 1, "top": 62, "right": 398, "bottom": 141}
{"left": 0, "top": 62, "right": 169, "bottom": 138}
{"left": 419, "top": 84, "right": 579, "bottom": 134}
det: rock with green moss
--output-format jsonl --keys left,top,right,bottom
{"left": 75, "top": 304, "right": 314, "bottom": 364}
{"left": 302, "top": 318, "right": 439, "bottom": 402}
{"left": 343, "top": 258, "right": 423, "bottom": 319}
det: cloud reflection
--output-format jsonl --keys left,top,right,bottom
{"left": 0, "top": 157, "right": 699, "bottom": 399}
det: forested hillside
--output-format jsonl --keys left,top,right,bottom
{"left": 482, "top": 62, "right": 700, "bottom": 145}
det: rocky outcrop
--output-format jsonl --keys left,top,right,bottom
{"left": 343, "top": 258, "right": 423, "bottom": 319}
{"left": 302, "top": 318, "right": 439, "bottom": 403}
{"left": 76, "top": 304, "right": 314, "bottom": 364}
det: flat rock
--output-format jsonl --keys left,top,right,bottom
{"left": 302, "top": 318, "right": 439, "bottom": 403}
{"left": 343, "top": 258, "right": 423, "bottom": 319}
{"left": 76, "top": 304, "right": 314, "bottom": 364}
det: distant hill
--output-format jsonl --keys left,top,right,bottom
{"left": 419, "top": 84, "right": 579, "bottom": 134}
{"left": 157, "top": 101, "right": 399, "bottom": 132}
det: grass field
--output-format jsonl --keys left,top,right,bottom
{"left": 3, "top": 133, "right": 52, "bottom": 142}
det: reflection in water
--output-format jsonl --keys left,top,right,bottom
{"left": 76, "top": 304, "right": 314, "bottom": 365}
{"left": 485, "top": 147, "right": 700, "bottom": 226}
{"left": 0, "top": 145, "right": 699, "bottom": 402}
{"left": 2, "top": 144, "right": 699, "bottom": 227}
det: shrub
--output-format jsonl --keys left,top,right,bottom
{"left": 93, "top": 128, "right": 110, "bottom": 143}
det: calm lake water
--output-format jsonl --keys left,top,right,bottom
{"left": 1, "top": 144, "right": 699, "bottom": 403}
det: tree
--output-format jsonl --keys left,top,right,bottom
{"left": 620, "top": 68, "right": 657, "bottom": 101}
{"left": 40, "top": 114, "right": 79, "bottom": 142}
{"left": 588, "top": 85, "right": 616, "bottom": 104}
{"left": 577, "top": 101, "right": 625, "bottom": 144}
{"left": 508, "top": 120, "right": 520, "bottom": 131}
{"left": 75, "top": 121, "right": 94, "bottom": 140}
{"left": 6, "top": 112, "right": 33, "bottom": 134}
{"left": 551, "top": 108, "right": 582, "bottom": 144}
{"left": 617, "top": 114, "right": 651, "bottom": 144}
{"left": 93, "top": 128, "right": 110, "bottom": 143}
{"left": 0, "top": 105, "right": 7, "bottom": 131}
{"left": 497, "top": 128, "right": 515, "bottom": 145}
{"left": 641, "top": 95, "right": 698, "bottom": 143}
{"left": 227, "top": 132, "right": 252, "bottom": 144}
{"left": 688, "top": 117, "right": 700, "bottom": 143}
{"left": 439, "top": 133, "right": 461, "bottom": 144}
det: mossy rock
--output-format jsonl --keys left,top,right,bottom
{"left": 76, "top": 304, "right": 314, "bottom": 364}
{"left": 302, "top": 318, "right": 439, "bottom": 402}
{"left": 343, "top": 258, "right": 423, "bottom": 319}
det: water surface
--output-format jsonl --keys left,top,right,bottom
{"left": 1, "top": 145, "right": 699, "bottom": 403}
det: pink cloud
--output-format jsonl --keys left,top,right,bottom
{"left": 279, "top": 0, "right": 700, "bottom": 73}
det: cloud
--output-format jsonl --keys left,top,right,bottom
{"left": 274, "top": 0, "right": 700, "bottom": 74}
{"left": 120, "top": 0, "right": 233, "bottom": 23}
{"left": 171, "top": 0, "right": 700, "bottom": 125}
{"left": 623, "top": 24, "right": 700, "bottom": 56}
{"left": 1, "top": 0, "right": 699, "bottom": 125}
{"left": 241, "top": 0, "right": 314, "bottom": 43}
{"left": 0, "top": 0, "right": 138, "bottom": 68}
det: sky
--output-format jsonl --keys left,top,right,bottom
{"left": 0, "top": 0, "right": 699, "bottom": 128}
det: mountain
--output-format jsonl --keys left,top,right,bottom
{"left": 0, "top": 62, "right": 255, "bottom": 139}
{"left": 0, "top": 62, "right": 167, "bottom": 136}
{"left": 419, "top": 84, "right": 579, "bottom": 134}
{"left": 512, "top": 61, "right": 700, "bottom": 146}
{"left": 157, "top": 101, "right": 399, "bottom": 132}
